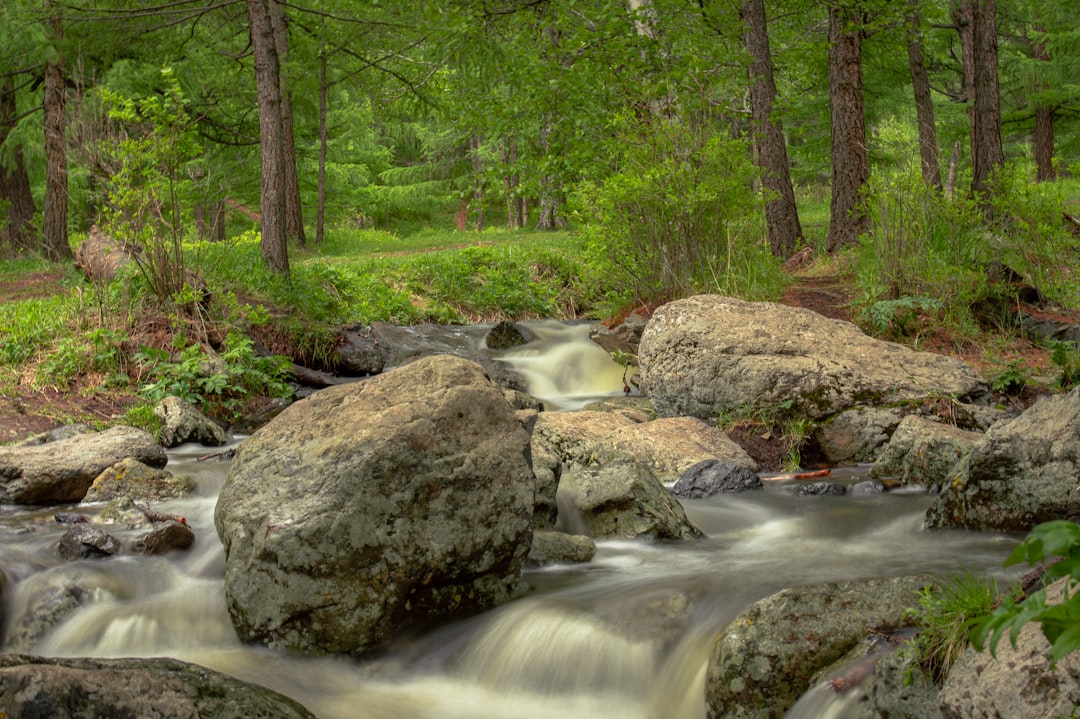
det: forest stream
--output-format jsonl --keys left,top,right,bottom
{"left": 0, "top": 322, "right": 1023, "bottom": 718}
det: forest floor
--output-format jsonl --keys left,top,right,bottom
{"left": 1, "top": 263, "right": 1076, "bottom": 468}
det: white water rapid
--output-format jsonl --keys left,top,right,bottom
{"left": 0, "top": 323, "right": 1021, "bottom": 718}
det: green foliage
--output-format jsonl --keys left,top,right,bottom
{"left": 863, "top": 295, "right": 943, "bottom": 338}
{"left": 781, "top": 417, "right": 814, "bottom": 472}
{"left": 36, "top": 327, "right": 129, "bottom": 388}
{"left": 1050, "top": 341, "right": 1080, "bottom": 390}
{"left": 575, "top": 115, "right": 779, "bottom": 305}
{"left": 972, "top": 521, "right": 1080, "bottom": 666}
{"left": 905, "top": 573, "right": 998, "bottom": 685}
{"left": 135, "top": 332, "right": 293, "bottom": 422}
{"left": 121, "top": 402, "right": 163, "bottom": 441}
{"left": 0, "top": 296, "right": 69, "bottom": 366}
{"left": 991, "top": 359, "right": 1030, "bottom": 396}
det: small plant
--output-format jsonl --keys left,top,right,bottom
{"left": 781, "top": 417, "right": 814, "bottom": 471}
{"left": 971, "top": 520, "right": 1080, "bottom": 665}
{"left": 36, "top": 328, "right": 129, "bottom": 388}
{"left": 609, "top": 349, "right": 638, "bottom": 395}
{"left": 991, "top": 359, "right": 1029, "bottom": 396}
{"left": 904, "top": 572, "right": 998, "bottom": 685}
{"left": 863, "top": 295, "right": 942, "bottom": 337}
{"left": 1050, "top": 341, "right": 1080, "bottom": 390}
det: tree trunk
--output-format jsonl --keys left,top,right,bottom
{"left": 826, "top": 5, "right": 869, "bottom": 253}
{"left": 42, "top": 0, "right": 72, "bottom": 262}
{"left": 952, "top": 0, "right": 976, "bottom": 169}
{"left": 0, "top": 77, "right": 36, "bottom": 250}
{"left": 907, "top": 4, "right": 941, "bottom": 190}
{"left": 247, "top": 0, "right": 289, "bottom": 276}
{"left": 1031, "top": 25, "right": 1055, "bottom": 182}
{"left": 971, "top": 0, "right": 1003, "bottom": 205}
{"left": 741, "top": 0, "right": 803, "bottom": 258}
{"left": 502, "top": 137, "right": 523, "bottom": 229}
{"left": 269, "top": 0, "right": 305, "bottom": 247}
{"left": 317, "top": 38, "right": 328, "bottom": 244}
{"left": 470, "top": 134, "right": 484, "bottom": 232}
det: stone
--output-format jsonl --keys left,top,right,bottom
{"left": 870, "top": 415, "right": 984, "bottom": 488}
{"left": 926, "top": 387, "right": 1080, "bottom": 532}
{"left": 0, "top": 426, "right": 167, "bottom": 505}
{"left": 82, "top": 458, "right": 195, "bottom": 504}
{"left": 814, "top": 407, "right": 905, "bottom": 464}
{"left": 0, "top": 655, "right": 316, "bottom": 719}
{"left": 672, "top": 459, "right": 763, "bottom": 498}
{"left": 485, "top": 320, "right": 535, "bottom": 349}
{"left": 639, "top": 296, "right": 990, "bottom": 422}
{"left": 154, "top": 395, "right": 229, "bottom": 447}
{"left": 557, "top": 459, "right": 703, "bottom": 541}
{"left": 131, "top": 520, "right": 196, "bottom": 555}
{"left": 527, "top": 530, "right": 596, "bottom": 566}
{"left": 336, "top": 324, "right": 385, "bottom": 375}
{"left": 56, "top": 525, "right": 122, "bottom": 560}
{"left": 214, "top": 355, "right": 535, "bottom": 656}
{"left": 3, "top": 564, "right": 125, "bottom": 652}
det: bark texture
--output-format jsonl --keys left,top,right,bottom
{"left": 42, "top": 0, "right": 71, "bottom": 261}
{"left": 971, "top": 0, "right": 1003, "bottom": 203}
{"left": 741, "top": 0, "right": 803, "bottom": 258}
{"left": 826, "top": 5, "right": 869, "bottom": 253}
{"left": 269, "top": 0, "right": 305, "bottom": 246}
{"left": 0, "top": 78, "right": 36, "bottom": 250}
{"left": 907, "top": 5, "right": 941, "bottom": 190}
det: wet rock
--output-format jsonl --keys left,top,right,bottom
{"left": 854, "top": 648, "right": 942, "bottom": 719}
{"left": 336, "top": 324, "right": 384, "bottom": 375}
{"left": 786, "top": 481, "right": 848, "bottom": 497}
{"left": 590, "top": 310, "right": 649, "bottom": 357}
{"left": 527, "top": 530, "right": 596, "bottom": 566}
{"left": 557, "top": 459, "right": 703, "bottom": 541}
{"left": 131, "top": 520, "right": 195, "bottom": 555}
{"left": 215, "top": 355, "right": 535, "bottom": 657}
{"left": 97, "top": 496, "right": 153, "bottom": 529}
{"left": 154, "top": 395, "right": 228, "bottom": 447}
{"left": 639, "top": 296, "right": 990, "bottom": 422}
{"left": 939, "top": 577, "right": 1080, "bottom": 718}
{"left": 4, "top": 564, "right": 126, "bottom": 651}
{"left": 870, "top": 415, "right": 983, "bottom": 489}
{"left": 0, "top": 655, "right": 317, "bottom": 719}
{"left": 531, "top": 439, "right": 562, "bottom": 529}
{"left": 0, "top": 425, "right": 167, "bottom": 505}
{"left": 485, "top": 320, "right": 535, "bottom": 349}
{"left": 56, "top": 524, "right": 122, "bottom": 560}
{"left": 82, "top": 457, "right": 195, "bottom": 504}
{"left": 53, "top": 512, "right": 88, "bottom": 525}
{"left": 926, "top": 387, "right": 1080, "bottom": 532}
{"left": 705, "top": 575, "right": 932, "bottom": 719}
{"left": 672, "top": 459, "right": 762, "bottom": 498}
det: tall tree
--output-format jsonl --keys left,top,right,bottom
{"left": 247, "top": 0, "right": 289, "bottom": 276}
{"left": 42, "top": 0, "right": 72, "bottom": 261}
{"left": 0, "top": 76, "right": 36, "bottom": 250}
{"left": 1029, "top": 22, "right": 1054, "bottom": 181}
{"left": 906, "top": 1, "right": 941, "bottom": 189}
{"left": 740, "top": 0, "right": 804, "bottom": 258}
{"left": 269, "top": 0, "right": 305, "bottom": 246}
{"left": 970, "top": 0, "right": 1003, "bottom": 203}
{"left": 826, "top": 3, "right": 869, "bottom": 253}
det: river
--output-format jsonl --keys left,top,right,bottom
{"left": 0, "top": 321, "right": 1021, "bottom": 718}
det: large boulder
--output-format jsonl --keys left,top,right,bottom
{"left": 535, "top": 411, "right": 756, "bottom": 482}
{"left": 0, "top": 655, "right": 316, "bottom": 719}
{"left": 925, "top": 387, "right": 1080, "bottom": 531}
{"left": 214, "top": 355, "right": 536, "bottom": 657}
{"left": 0, "top": 426, "right": 167, "bottom": 505}
{"left": 939, "top": 578, "right": 1080, "bottom": 718}
{"left": 870, "top": 415, "right": 984, "bottom": 488}
{"left": 557, "top": 459, "right": 703, "bottom": 540}
{"left": 638, "top": 296, "right": 990, "bottom": 422}
{"left": 705, "top": 575, "right": 932, "bottom": 719}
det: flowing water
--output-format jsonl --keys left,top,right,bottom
{"left": 0, "top": 322, "right": 1022, "bottom": 718}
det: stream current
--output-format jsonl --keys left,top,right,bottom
{"left": 1, "top": 321, "right": 1021, "bottom": 718}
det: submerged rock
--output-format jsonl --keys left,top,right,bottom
{"left": 215, "top": 355, "right": 535, "bottom": 657}
{"left": 672, "top": 459, "right": 762, "bottom": 497}
{"left": 0, "top": 655, "right": 316, "bottom": 719}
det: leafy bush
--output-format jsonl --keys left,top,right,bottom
{"left": 136, "top": 332, "right": 293, "bottom": 422}
{"left": 862, "top": 295, "right": 943, "bottom": 338}
{"left": 575, "top": 115, "right": 779, "bottom": 305}
{"left": 972, "top": 520, "right": 1080, "bottom": 665}
{"left": 36, "top": 327, "right": 130, "bottom": 388}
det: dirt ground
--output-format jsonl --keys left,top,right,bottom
{"left": 1, "top": 264, "right": 1073, "bottom": 463}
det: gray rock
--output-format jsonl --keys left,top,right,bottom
{"left": 672, "top": 459, "right": 763, "bottom": 497}
{"left": 485, "top": 320, "right": 535, "bottom": 349}
{"left": 14, "top": 423, "right": 94, "bottom": 446}
{"left": 705, "top": 575, "right": 932, "bottom": 719}
{"left": 557, "top": 460, "right": 703, "bottom": 540}
{"left": 589, "top": 310, "right": 649, "bottom": 357}
{"left": 871, "top": 415, "right": 984, "bottom": 488}
{"left": 530, "top": 438, "right": 562, "bottom": 529}
{"left": 639, "top": 296, "right": 990, "bottom": 421}
{"left": 926, "top": 387, "right": 1080, "bottom": 531}
{"left": 854, "top": 648, "right": 943, "bottom": 719}
{"left": 0, "top": 426, "right": 167, "bottom": 505}
{"left": 939, "top": 577, "right": 1080, "bottom": 718}
{"left": 336, "top": 324, "right": 384, "bottom": 374}
{"left": 814, "top": 406, "right": 906, "bottom": 464}
{"left": 214, "top": 355, "right": 535, "bottom": 656}
{"left": 0, "top": 654, "right": 316, "bottom": 719}
{"left": 82, "top": 458, "right": 195, "bottom": 504}
{"left": 154, "top": 395, "right": 228, "bottom": 447}
{"left": 527, "top": 530, "right": 596, "bottom": 566}
{"left": 56, "top": 525, "right": 122, "bottom": 560}
{"left": 785, "top": 481, "right": 848, "bottom": 497}
{"left": 4, "top": 565, "right": 125, "bottom": 652}
{"left": 131, "top": 520, "right": 196, "bottom": 555}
